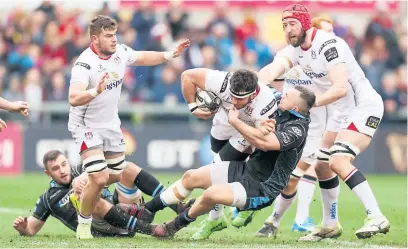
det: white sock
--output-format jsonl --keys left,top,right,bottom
{"left": 208, "top": 204, "right": 224, "bottom": 221}
{"left": 295, "top": 176, "right": 317, "bottom": 224}
{"left": 351, "top": 180, "right": 383, "bottom": 218}
{"left": 266, "top": 193, "right": 296, "bottom": 227}
{"left": 78, "top": 213, "right": 92, "bottom": 225}
{"left": 160, "top": 180, "right": 191, "bottom": 205}
{"left": 319, "top": 176, "right": 340, "bottom": 227}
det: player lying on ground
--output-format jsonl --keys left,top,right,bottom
{"left": 180, "top": 68, "right": 280, "bottom": 239}
{"left": 253, "top": 15, "right": 334, "bottom": 237}
{"left": 258, "top": 4, "right": 389, "bottom": 241}
{"left": 0, "top": 97, "right": 29, "bottom": 132}
{"left": 149, "top": 86, "right": 315, "bottom": 238}
{"left": 12, "top": 150, "right": 190, "bottom": 237}
{"left": 67, "top": 15, "right": 189, "bottom": 239}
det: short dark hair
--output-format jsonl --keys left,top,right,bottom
{"left": 230, "top": 69, "right": 258, "bottom": 96}
{"left": 43, "top": 150, "right": 64, "bottom": 169}
{"left": 89, "top": 15, "right": 117, "bottom": 37}
{"left": 295, "top": 85, "right": 316, "bottom": 112}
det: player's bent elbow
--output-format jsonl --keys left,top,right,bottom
{"left": 69, "top": 95, "right": 80, "bottom": 107}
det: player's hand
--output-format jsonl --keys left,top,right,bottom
{"left": 0, "top": 118, "right": 7, "bottom": 132}
{"left": 72, "top": 177, "right": 86, "bottom": 196}
{"left": 192, "top": 108, "right": 215, "bottom": 120}
{"left": 8, "top": 101, "right": 29, "bottom": 116}
{"left": 258, "top": 119, "right": 276, "bottom": 135}
{"left": 96, "top": 72, "right": 109, "bottom": 94}
{"left": 13, "top": 216, "right": 28, "bottom": 231}
{"left": 228, "top": 107, "right": 240, "bottom": 124}
{"left": 171, "top": 39, "right": 190, "bottom": 58}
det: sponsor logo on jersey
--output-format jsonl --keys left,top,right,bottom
{"left": 324, "top": 47, "right": 339, "bottom": 62}
{"left": 303, "top": 65, "right": 326, "bottom": 79}
{"left": 291, "top": 126, "right": 302, "bottom": 137}
{"left": 220, "top": 72, "right": 232, "bottom": 93}
{"left": 260, "top": 99, "right": 276, "bottom": 116}
{"left": 58, "top": 192, "right": 71, "bottom": 207}
{"left": 105, "top": 78, "right": 124, "bottom": 90}
{"left": 98, "top": 64, "right": 106, "bottom": 72}
{"left": 366, "top": 116, "right": 381, "bottom": 129}
{"left": 319, "top": 39, "right": 337, "bottom": 54}
{"left": 311, "top": 50, "right": 316, "bottom": 59}
{"left": 121, "top": 44, "right": 128, "bottom": 51}
{"left": 285, "top": 78, "right": 313, "bottom": 85}
{"left": 75, "top": 62, "right": 91, "bottom": 70}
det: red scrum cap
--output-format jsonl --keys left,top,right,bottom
{"left": 282, "top": 4, "right": 312, "bottom": 31}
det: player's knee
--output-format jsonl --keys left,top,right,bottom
{"left": 89, "top": 171, "right": 109, "bottom": 189}
{"left": 328, "top": 155, "right": 348, "bottom": 172}
{"left": 181, "top": 169, "right": 198, "bottom": 189}
{"left": 286, "top": 176, "right": 299, "bottom": 193}
{"left": 201, "top": 187, "right": 218, "bottom": 205}
{"left": 314, "top": 162, "right": 329, "bottom": 178}
{"left": 329, "top": 141, "right": 359, "bottom": 170}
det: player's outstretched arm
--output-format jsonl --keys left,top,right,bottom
{"left": 13, "top": 216, "right": 45, "bottom": 236}
{"left": 259, "top": 57, "right": 292, "bottom": 88}
{"left": 133, "top": 39, "right": 190, "bottom": 66}
{"left": 0, "top": 97, "right": 29, "bottom": 116}
{"left": 314, "top": 63, "right": 348, "bottom": 107}
{"left": 69, "top": 73, "right": 109, "bottom": 107}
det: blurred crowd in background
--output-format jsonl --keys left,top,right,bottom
{"left": 0, "top": 1, "right": 406, "bottom": 122}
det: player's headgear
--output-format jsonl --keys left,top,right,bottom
{"left": 229, "top": 69, "right": 258, "bottom": 99}
{"left": 282, "top": 4, "right": 312, "bottom": 31}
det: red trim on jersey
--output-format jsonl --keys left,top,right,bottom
{"left": 80, "top": 141, "right": 88, "bottom": 152}
{"left": 347, "top": 122, "right": 359, "bottom": 132}
{"left": 90, "top": 43, "right": 111, "bottom": 60}
{"left": 344, "top": 168, "right": 357, "bottom": 181}
{"left": 300, "top": 28, "right": 317, "bottom": 51}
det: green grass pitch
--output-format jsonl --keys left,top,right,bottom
{"left": 0, "top": 173, "right": 406, "bottom": 248}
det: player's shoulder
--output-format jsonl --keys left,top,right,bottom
{"left": 73, "top": 48, "right": 95, "bottom": 70}
{"left": 314, "top": 30, "right": 346, "bottom": 54}
{"left": 254, "top": 84, "right": 279, "bottom": 117}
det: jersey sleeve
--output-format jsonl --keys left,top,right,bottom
{"left": 204, "top": 70, "right": 232, "bottom": 95}
{"left": 70, "top": 60, "right": 91, "bottom": 87}
{"left": 274, "top": 121, "right": 307, "bottom": 151}
{"left": 120, "top": 44, "right": 140, "bottom": 65}
{"left": 318, "top": 38, "right": 346, "bottom": 69}
{"left": 71, "top": 163, "right": 84, "bottom": 179}
{"left": 32, "top": 193, "right": 50, "bottom": 222}
{"left": 275, "top": 45, "right": 299, "bottom": 68}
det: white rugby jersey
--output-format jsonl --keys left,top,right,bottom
{"left": 282, "top": 66, "right": 327, "bottom": 137}
{"left": 68, "top": 44, "right": 138, "bottom": 129}
{"left": 276, "top": 29, "right": 379, "bottom": 106}
{"left": 205, "top": 70, "right": 279, "bottom": 127}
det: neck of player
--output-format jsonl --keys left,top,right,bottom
{"left": 300, "top": 29, "right": 315, "bottom": 51}
{"left": 91, "top": 42, "right": 111, "bottom": 60}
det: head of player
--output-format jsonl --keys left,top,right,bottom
{"left": 89, "top": 15, "right": 118, "bottom": 57}
{"left": 229, "top": 69, "right": 259, "bottom": 109}
{"left": 279, "top": 85, "right": 315, "bottom": 116}
{"left": 43, "top": 150, "right": 72, "bottom": 185}
{"left": 312, "top": 15, "right": 334, "bottom": 35}
{"left": 281, "top": 4, "right": 312, "bottom": 47}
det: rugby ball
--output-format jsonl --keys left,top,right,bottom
{"left": 195, "top": 88, "right": 221, "bottom": 112}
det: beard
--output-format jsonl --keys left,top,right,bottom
{"left": 100, "top": 48, "right": 116, "bottom": 56}
{"left": 289, "top": 29, "right": 306, "bottom": 47}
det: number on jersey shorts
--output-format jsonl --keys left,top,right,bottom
{"left": 211, "top": 123, "right": 250, "bottom": 153}
{"left": 341, "top": 95, "right": 384, "bottom": 137}
{"left": 69, "top": 124, "right": 125, "bottom": 154}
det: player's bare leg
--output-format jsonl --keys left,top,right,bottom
{"left": 300, "top": 131, "right": 342, "bottom": 242}
{"left": 77, "top": 148, "right": 109, "bottom": 239}
{"left": 330, "top": 130, "right": 390, "bottom": 239}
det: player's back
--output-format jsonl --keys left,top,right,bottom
{"left": 68, "top": 44, "right": 134, "bottom": 129}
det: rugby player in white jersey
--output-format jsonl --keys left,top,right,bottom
{"left": 258, "top": 4, "right": 389, "bottom": 241}
{"left": 148, "top": 68, "right": 280, "bottom": 240}
{"left": 254, "top": 16, "right": 333, "bottom": 237}
{"left": 68, "top": 15, "right": 189, "bottom": 239}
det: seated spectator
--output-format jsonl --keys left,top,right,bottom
{"left": 3, "top": 74, "right": 24, "bottom": 102}
{"left": 47, "top": 71, "right": 68, "bottom": 101}
{"left": 150, "top": 65, "right": 183, "bottom": 105}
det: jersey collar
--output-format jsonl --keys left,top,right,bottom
{"left": 90, "top": 43, "right": 111, "bottom": 60}
{"left": 289, "top": 109, "right": 306, "bottom": 119}
{"left": 300, "top": 28, "right": 317, "bottom": 51}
